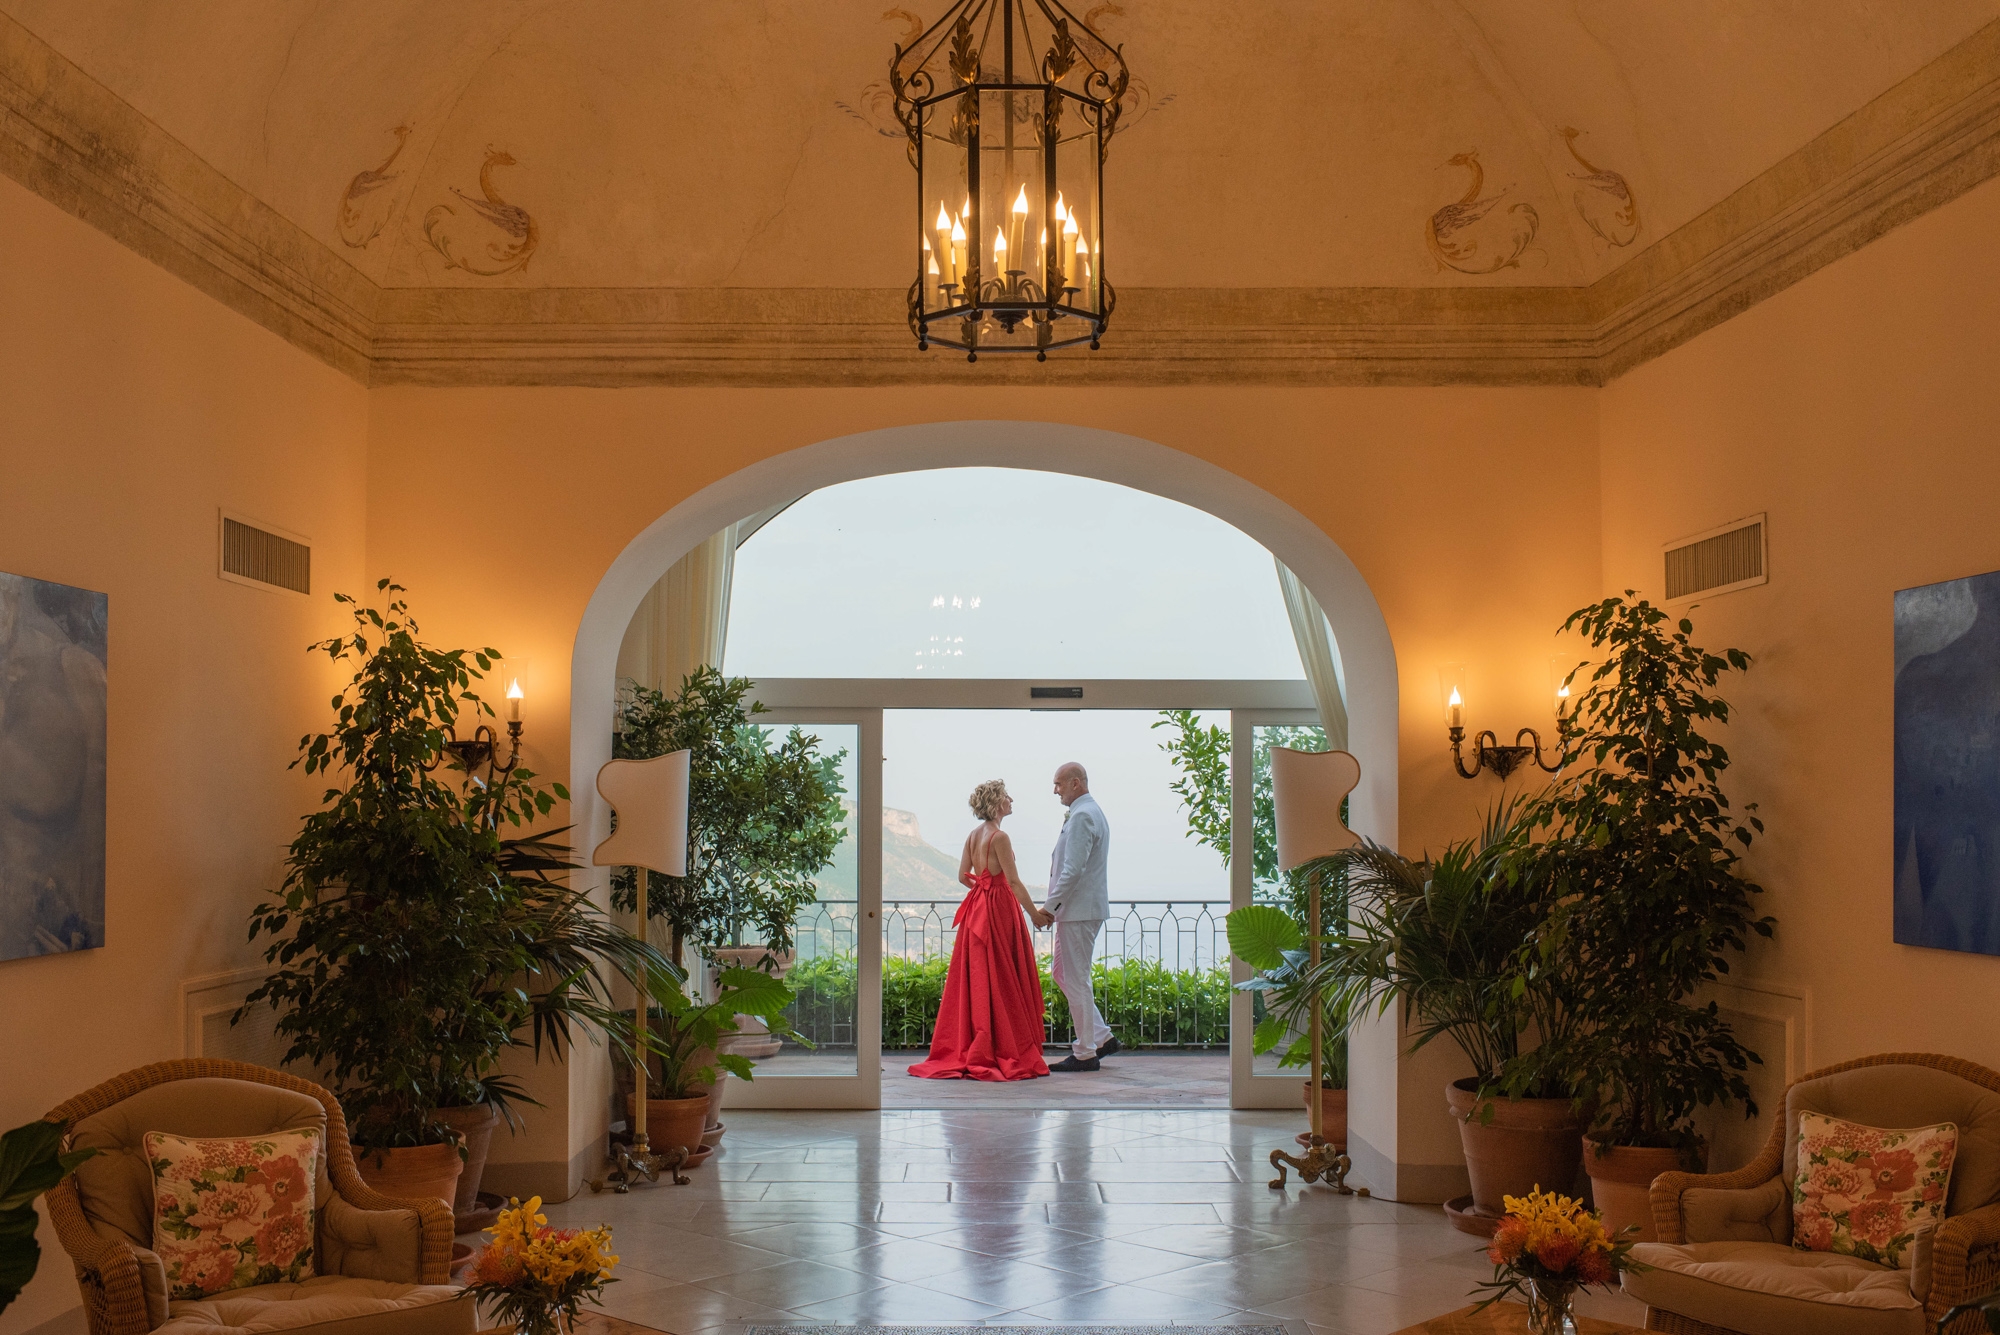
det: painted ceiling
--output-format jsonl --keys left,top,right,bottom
{"left": 4, "top": 0, "right": 1997, "bottom": 292}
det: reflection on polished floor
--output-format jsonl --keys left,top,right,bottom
{"left": 535, "top": 1109, "right": 1647, "bottom": 1335}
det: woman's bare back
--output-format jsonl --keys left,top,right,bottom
{"left": 965, "top": 823, "right": 1005, "bottom": 875}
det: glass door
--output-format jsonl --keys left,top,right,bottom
{"left": 1228, "top": 709, "right": 1328, "bottom": 1109}
{"left": 718, "top": 709, "right": 882, "bottom": 1109}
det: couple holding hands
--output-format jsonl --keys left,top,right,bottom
{"left": 908, "top": 762, "right": 1120, "bottom": 1081}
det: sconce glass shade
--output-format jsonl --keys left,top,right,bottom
{"left": 1549, "top": 656, "right": 1584, "bottom": 724}
{"left": 1269, "top": 747, "right": 1362, "bottom": 872}
{"left": 893, "top": 0, "right": 1127, "bottom": 360}
{"left": 490, "top": 658, "right": 528, "bottom": 724}
{"left": 591, "top": 750, "right": 690, "bottom": 878}
{"left": 1438, "top": 663, "right": 1469, "bottom": 730}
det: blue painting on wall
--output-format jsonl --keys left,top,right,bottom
{"left": 0, "top": 571, "right": 107, "bottom": 960}
{"left": 1895, "top": 568, "right": 2000, "bottom": 953}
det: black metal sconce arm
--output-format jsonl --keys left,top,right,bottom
{"left": 1449, "top": 724, "right": 1568, "bottom": 780}
{"left": 441, "top": 719, "right": 524, "bottom": 791}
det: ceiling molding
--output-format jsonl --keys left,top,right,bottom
{"left": 4, "top": 13, "right": 1997, "bottom": 389}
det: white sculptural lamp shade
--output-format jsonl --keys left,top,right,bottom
{"left": 592, "top": 750, "right": 690, "bottom": 877}
{"left": 1269, "top": 746, "right": 1361, "bottom": 871}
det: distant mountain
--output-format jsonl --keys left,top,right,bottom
{"left": 818, "top": 802, "right": 1042, "bottom": 903}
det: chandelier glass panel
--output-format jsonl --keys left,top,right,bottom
{"left": 892, "top": 0, "right": 1129, "bottom": 360}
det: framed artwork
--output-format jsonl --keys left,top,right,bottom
{"left": 1894, "top": 567, "right": 2000, "bottom": 953}
{"left": 0, "top": 570, "right": 107, "bottom": 960}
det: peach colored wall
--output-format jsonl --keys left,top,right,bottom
{"left": 1599, "top": 173, "right": 2000, "bottom": 1074}
{"left": 0, "top": 177, "right": 369, "bottom": 1335}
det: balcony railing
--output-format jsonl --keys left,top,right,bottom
{"left": 780, "top": 898, "right": 1231, "bottom": 1051}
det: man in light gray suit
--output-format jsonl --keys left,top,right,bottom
{"left": 1044, "top": 762, "right": 1119, "bottom": 1071}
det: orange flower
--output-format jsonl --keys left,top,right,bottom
{"left": 1487, "top": 1218, "right": 1528, "bottom": 1265}
{"left": 1533, "top": 1234, "right": 1580, "bottom": 1273}
{"left": 470, "top": 1244, "right": 526, "bottom": 1288}
{"left": 1575, "top": 1247, "right": 1612, "bottom": 1285}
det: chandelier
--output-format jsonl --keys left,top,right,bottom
{"left": 891, "top": 0, "right": 1130, "bottom": 361}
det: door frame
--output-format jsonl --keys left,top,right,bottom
{"left": 720, "top": 707, "right": 884, "bottom": 1110}
{"left": 1228, "top": 707, "right": 1325, "bottom": 1109}
{"left": 726, "top": 681, "right": 1320, "bottom": 1110}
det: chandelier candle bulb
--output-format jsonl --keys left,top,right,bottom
{"left": 1007, "top": 184, "right": 1029, "bottom": 269}
{"left": 935, "top": 202, "right": 955, "bottom": 283}
{"left": 926, "top": 253, "right": 941, "bottom": 306}
{"left": 950, "top": 217, "right": 968, "bottom": 285}
{"left": 1061, "top": 213, "right": 1079, "bottom": 281}
{"left": 1448, "top": 687, "right": 1464, "bottom": 729}
{"left": 993, "top": 227, "right": 1007, "bottom": 274}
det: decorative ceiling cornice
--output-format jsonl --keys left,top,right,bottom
{"left": 4, "top": 13, "right": 1997, "bottom": 389}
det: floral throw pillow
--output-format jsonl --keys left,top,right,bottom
{"left": 145, "top": 1130, "right": 319, "bottom": 1299}
{"left": 1792, "top": 1110, "right": 1957, "bottom": 1267}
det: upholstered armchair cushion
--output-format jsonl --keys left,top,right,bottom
{"left": 1683, "top": 1176, "right": 1792, "bottom": 1244}
{"left": 1624, "top": 1240, "right": 1925, "bottom": 1335}
{"left": 159, "top": 1278, "right": 466, "bottom": 1335}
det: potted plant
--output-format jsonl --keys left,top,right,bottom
{"left": 612, "top": 668, "right": 845, "bottom": 1137}
{"left": 1226, "top": 872, "right": 1350, "bottom": 1149}
{"left": 623, "top": 965, "right": 801, "bottom": 1161}
{"left": 1, "top": 1120, "right": 95, "bottom": 1316}
{"left": 1306, "top": 802, "right": 1593, "bottom": 1235}
{"left": 242, "top": 582, "right": 675, "bottom": 1214}
{"left": 1517, "top": 595, "right": 1771, "bottom": 1240}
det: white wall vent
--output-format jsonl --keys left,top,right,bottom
{"left": 219, "top": 510, "right": 311, "bottom": 596}
{"left": 1663, "top": 512, "right": 1767, "bottom": 602}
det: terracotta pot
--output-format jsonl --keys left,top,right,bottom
{"left": 1583, "top": 1136, "right": 1705, "bottom": 1243}
{"left": 625, "top": 1092, "right": 711, "bottom": 1160}
{"left": 354, "top": 1140, "right": 464, "bottom": 1211}
{"left": 434, "top": 1104, "right": 501, "bottom": 1221}
{"left": 1300, "top": 1083, "right": 1349, "bottom": 1150}
{"left": 1445, "top": 1078, "right": 1588, "bottom": 1236}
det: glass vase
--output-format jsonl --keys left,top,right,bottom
{"left": 1523, "top": 1279, "right": 1578, "bottom": 1335}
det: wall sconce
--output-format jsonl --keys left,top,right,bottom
{"left": 1439, "top": 662, "right": 1568, "bottom": 780}
{"left": 443, "top": 658, "right": 526, "bottom": 787}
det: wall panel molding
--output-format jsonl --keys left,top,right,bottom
{"left": 5, "top": 13, "right": 1998, "bottom": 388}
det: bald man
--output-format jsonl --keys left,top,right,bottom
{"left": 1044, "top": 762, "right": 1118, "bottom": 1071}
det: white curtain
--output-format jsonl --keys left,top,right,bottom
{"left": 1275, "top": 557, "right": 1349, "bottom": 751}
{"left": 616, "top": 524, "right": 739, "bottom": 692}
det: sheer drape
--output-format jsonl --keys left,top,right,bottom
{"left": 1275, "top": 557, "right": 1349, "bottom": 750}
{"left": 617, "top": 524, "right": 738, "bottom": 692}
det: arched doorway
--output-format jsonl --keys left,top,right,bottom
{"left": 567, "top": 420, "right": 1402, "bottom": 1126}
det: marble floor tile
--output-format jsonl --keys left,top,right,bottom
{"left": 689, "top": 1258, "right": 882, "bottom": 1307}
{"left": 785, "top": 1280, "right": 1009, "bottom": 1323}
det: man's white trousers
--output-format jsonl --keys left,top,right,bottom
{"left": 1051, "top": 918, "right": 1112, "bottom": 1061}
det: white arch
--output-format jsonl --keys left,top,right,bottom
{"left": 570, "top": 420, "right": 1400, "bottom": 855}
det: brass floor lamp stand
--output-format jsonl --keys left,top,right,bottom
{"left": 1268, "top": 862, "right": 1368, "bottom": 1197}
{"left": 588, "top": 863, "right": 690, "bottom": 1194}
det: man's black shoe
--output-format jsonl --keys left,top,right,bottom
{"left": 1049, "top": 1055, "right": 1100, "bottom": 1073}
{"left": 1096, "top": 1037, "right": 1122, "bottom": 1059}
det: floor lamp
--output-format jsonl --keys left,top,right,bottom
{"left": 588, "top": 749, "right": 691, "bottom": 1193}
{"left": 1265, "top": 745, "right": 1368, "bottom": 1196}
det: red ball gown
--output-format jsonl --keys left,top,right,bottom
{"left": 908, "top": 871, "right": 1050, "bottom": 1082}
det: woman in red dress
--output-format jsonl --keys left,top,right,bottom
{"left": 909, "top": 780, "right": 1053, "bottom": 1081}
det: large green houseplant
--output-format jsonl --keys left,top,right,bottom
{"left": 242, "top": 582, "right": 677, "bottom": 1194}
{"left": 1515, "top": 595, "right": 1771, "bottom": 1235}
{"left": 612, "top": 667, "right": 847, "bottom": 969}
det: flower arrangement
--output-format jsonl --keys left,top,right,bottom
{"left": 465, "top": 1197, "right": 618, "bottom": 1335}
{"left": 1475, "top": 1187, "right": 1643, "bottom": 1332}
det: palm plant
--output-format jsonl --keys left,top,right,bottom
{"left": 1298, "top": 801, "right": 1586, "bottom": 1102}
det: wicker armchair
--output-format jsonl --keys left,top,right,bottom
{"left": 1628, "top": 1052, "right": 2000, "bottom": 1335}
{"left": 44, "top": 1059, "right": 472, "bottom": 1335}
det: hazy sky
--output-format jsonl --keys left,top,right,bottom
{"left": 729, "top": 468, "right": 1308, "bottom": 906}
{"left": 726, "top": 468, "right": 1306, "bottom": 679}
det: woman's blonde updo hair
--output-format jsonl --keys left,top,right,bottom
{"left": 968, "top": 779, "right": 1010, "bottom": 822}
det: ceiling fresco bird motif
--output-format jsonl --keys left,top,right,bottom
{"left": 1426, "top": 150, "right": 1539, "bottom": 275}
{"left": 1559, "top": 125, "right": 1640, "bottom": 248}
{"left": 335, "top": 123, "right": 411, "bottom": 249}
{"left": 423, "top": 148, "right": 539, "bottom": 276}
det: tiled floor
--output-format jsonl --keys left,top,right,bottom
{"left": 881, "top": 1051, "right": 1232, "bottom": 1108}
{"left": 532, "top": 1109, "right": 1649, "bottom": 1335}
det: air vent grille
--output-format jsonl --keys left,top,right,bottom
{"left": 1663, "top": 514, "right": 1766, "bottom": 601}
{"left": 220, "top": 515, "right": 310, "bottom": 594}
